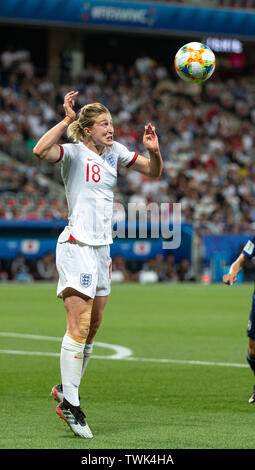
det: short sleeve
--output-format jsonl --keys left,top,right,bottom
{"left": 243, "top": 237, "right": 255, "bottom": 258}
{"left": 56, "top": 143, "right": 76, "bottom": 164}
{"left": 115, "top": 141, "right": 139, "bottom": 168}
{"left": 57, "top": 144, "right": 64, "bottom": 162}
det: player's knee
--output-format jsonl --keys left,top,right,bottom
{"left": 248, "top": 337, "right": 255, "bottom": 357}
{"left": 248, "top": 346, "right": 255, "bottom": 358}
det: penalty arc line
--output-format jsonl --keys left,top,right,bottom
{"left": 0, "top": 331, "right": 132, "bottom": 360}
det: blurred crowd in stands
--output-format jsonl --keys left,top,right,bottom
{"left": 0, "top": 251, "right": 194, "bottom": 283}
{"left": 1, "top": 43, "right": 255, "bottom": 237}
{"left": 1, "top": 39, "right": 255, "bottom": 281}
{"left": 112, "top": 254, "right": 195, "bottom": 283}
{"left": 0, "top": 251, "right": 58, "bottom": 282}
{"left": 0, "top": 158, "right": 67, "bottom": 220}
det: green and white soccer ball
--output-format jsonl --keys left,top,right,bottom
{"left": 174, "top": 42, "right": 216, "bottom": 83}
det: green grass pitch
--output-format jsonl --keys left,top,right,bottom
{"left": 1, "top": 282, "right": 255, "bottom": 450}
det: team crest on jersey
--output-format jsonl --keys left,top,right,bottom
{"left": 80, "top": 273, "right": 92, "bottom": 288}
{"left": 106, "top": 155, "right": 116, "bottom": 168}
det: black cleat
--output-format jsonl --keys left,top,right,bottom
{"left": 56, "top": 398, "right": 93, "bottom": 438}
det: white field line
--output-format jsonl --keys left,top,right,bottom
{"left": 0, "top": 332, "right": 249, "bottom": 368}
{"left": 0, "top": 332, "right": 131, "bottom": 359}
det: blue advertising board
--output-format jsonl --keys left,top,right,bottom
{"left": 0, "top": 0, "right": 255, "bottom": 38}
{"left": 0, "top": 220, "right": 192, "bottom": 262}
{"left": 202, "top": 233, "right": 250, "bottom": 267}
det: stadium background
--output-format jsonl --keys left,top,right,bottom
{"left": 2, "top": 0, "right": 255, "bottom": 454}
{"left": 1, "top": 0, "right": 255, "bottom": 285}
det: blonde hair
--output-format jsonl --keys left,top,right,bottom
{"left": 67, "top": 102, "right": 110, "bottom": 142}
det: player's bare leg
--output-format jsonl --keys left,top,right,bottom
{"left": 56, "top": 288, "right": 93, "bottom": 438}
{"left": 61, "top": 288, "right": 93, "bottom": 404}
{"left": 248, "top": 338, "right": 255, "bottom": 358}
{"left": 86, "top": 295, "right": 108, "bottom": 343}
{"left": 247, "top": 338, "right": 255, "bottom": 403}
{"left": 52, "top": 294, "right": 109, "bottom": 401}
{"left": 81, "top": 295, "right": 109, "bottom": 377}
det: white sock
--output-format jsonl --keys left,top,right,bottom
{"left": 60, "top": 334, "right": 85, "bottom": 407}
{"left": 81, "top": 343, "right": 94, "bottom": 379}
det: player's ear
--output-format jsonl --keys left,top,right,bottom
{"left": 83, "top": 127, "right": 91, "bottom": 137}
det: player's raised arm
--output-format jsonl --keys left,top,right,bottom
{"left": 33, "top": 91, "right": 78, "bottom": 162}
{"left": 131, "top": 123, "right": 163, "bottom": 177}
{"left": 222, "top": 253, "right": 247, "bottom": 285}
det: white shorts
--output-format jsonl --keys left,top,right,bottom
{"left": 56, "top": 240, "right": 112, "bottom": 299}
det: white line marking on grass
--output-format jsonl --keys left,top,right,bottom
{"left": 0, "top": 349, "right": 60, "bottom": 357}
{"left": 0, "top": 332, "right": 62, "bottom": 341}
{"left": 0, "top": 332, "right": 132, "bottom": 359}
{"left": 125, "top": 357, "right": 249, "bottom": 368}
{"left": 0, "top": 349, "right": 249, "bottom": 368}
{"left": 0, "top": 332, "right": 249, "bottom": 368}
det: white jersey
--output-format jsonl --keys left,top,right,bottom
{"left": 57, "top": 140, "right": 138, "bottom": 246}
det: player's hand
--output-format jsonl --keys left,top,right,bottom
{"left": 222, "top": 273, "right": 237, "bottom": 285}
{"left": 143, "top": 123, "right": 159, "bottom": 153}
{"left": 63, "top": 90, "right": 79, "bottom": 120}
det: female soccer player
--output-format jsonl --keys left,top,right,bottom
{"left": 223, "top": 237, "right": 255, "bottom": 405}
{"left": 33, "top": 90, "right": 163, "bottom": 438}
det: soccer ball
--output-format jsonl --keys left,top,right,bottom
{"left": 174, "top": 42, "right": 215, "bottom": 83}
